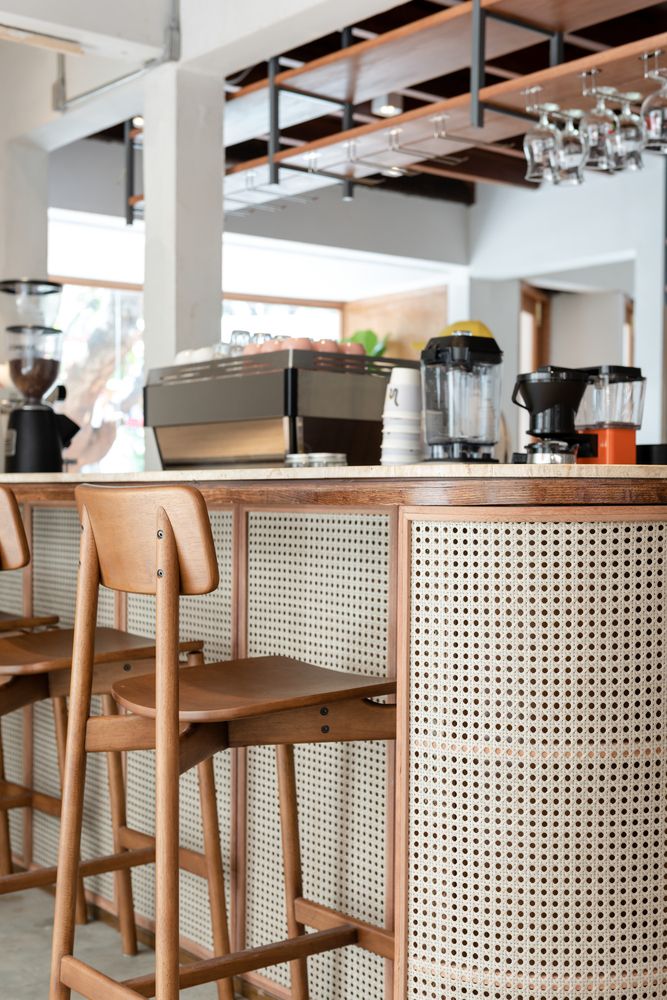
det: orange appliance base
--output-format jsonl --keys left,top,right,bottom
{"left": 578, "top": 427, "right": 637, "bottom": 464}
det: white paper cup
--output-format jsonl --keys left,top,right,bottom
{"left": 381, "top": 450, "right": 424, "bottom": 465}
{"left": 389, "top": 367, "right": 421, "bottom": 386}
{"left": 384, "top": 367, "right": 422, "bottom": 416}
{"left": 383, "top": 416, "right": 421, "bottom": 431}
{"left": 382, "top": 433, "right": 422, "bottom": 450}
{"left": 382, "top": 406, "right": 421, "bottom": 423}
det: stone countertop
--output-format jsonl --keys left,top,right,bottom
{"left": 0, "top": 463, "right": 666, "bottom": 483}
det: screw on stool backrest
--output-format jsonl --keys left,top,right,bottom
{"left": 0, "top": 486, "right": 30, "bottom": 571}
{"left": 74, "top": 485, "right": 219, "bottom": 596}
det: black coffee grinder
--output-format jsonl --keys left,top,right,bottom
{"left": 0, "top": 280, "right": 79, "bottom": 472}
{"left": 512, "top": 365, "right": 593, "bottom": 464}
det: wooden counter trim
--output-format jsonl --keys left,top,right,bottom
{"left": 399, "top": 504, "right": 667, "bottom": 522}
{"left": 8, "top": 477, "right": 667, "bottom": 508}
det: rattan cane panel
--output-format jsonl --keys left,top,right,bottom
{"left": 2, "top": 709, "right": 23, "bottom": 848}
{"left": 245, "top": 511, "right": 390, "bottom": 997}
{"left": 407, "top": 517, "right": 667, "bottom": 1000}
{"left": 0, "top": 566, "right": 24, "bottom": 615}
{"left": 32, "top": 507, "right": 115, "bottom": 627}
{"left": 125, "top": 511, "right": 234, "bottom": 950}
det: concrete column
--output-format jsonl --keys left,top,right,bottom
{"left": 142, "top": 63, "right": 224, "bottom": 468}
{"left": 0, "top": 138, "right": 48, "bottom": 280}
{"left": 143, "top": 62, "right": 224, "bottom": 371}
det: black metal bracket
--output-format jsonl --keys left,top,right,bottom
{"left": 267, "top": 26, "right": 357, "bottom": 201}
{"left": 124, "top": 119, "right": 135, "bottom": 227}
{"left": 470, "top": 0, "right": 564, "bottom": 127}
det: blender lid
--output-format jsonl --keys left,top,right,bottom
{"left": 422, "top": 335, "right": 502, "bottom": 367}
{"left": 0, "top": 280, "right": 62, "bottom": 296}
{"left": 578, "top": 364, "right": 644, "bottom": 382}
{"left": 515, "top": 365, "right": 590, "bottom": 384}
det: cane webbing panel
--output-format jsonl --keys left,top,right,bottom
{"left": 33, "top": 507, "right": 115, "bottom": 627}
{"left": 0, "top": 535, "right": 28, "bottom": 850}
{"left": 245, "top": 511, "right": 390, "bottom": 999}
{"left": 408, "top": 516, "right": 667, "bottom": 1000}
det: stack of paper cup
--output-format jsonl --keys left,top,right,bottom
{"left": 381, "top": 367, "right": 424, "bottom": 465}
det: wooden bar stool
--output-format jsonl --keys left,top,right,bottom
{"left": 50, "top": 484, "right": 396, "bottom": 1000}
{"left": 0, "top": 486, "right": 204, "bottom": 956}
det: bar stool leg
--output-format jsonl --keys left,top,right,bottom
{"left": 154, "top": 513, "right": 181, "bottom": 1000}
{"left": 102, "top": 694, "right": 138, "bottom": 956}
{"left": 49, "top": 512, "right": 98, "bottom": 1000}
{"left": 198, "top": 756, "right": 234, "bottom": 1000}
{"left": 276, "top": 743, "right": 309, "bottom": 1000}
{"left": 0, "top": 720, "right": 13, "bottom": 875}
{"left": 53, "top": 696, "right": 88, "bottom": 926}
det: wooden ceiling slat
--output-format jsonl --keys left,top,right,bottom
{"left": 224, "top": 0, "right": 664, "bottom": 146}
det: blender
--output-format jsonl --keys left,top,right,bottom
{"left": 0, "top": 280, "right": 79, "bottom": 472}
{"left": 421, "top": 320, "right": 503, "bottom": 461}
{"left": 575, "top": 365, "right": 645, "bottom": 464}
{"left": 512, "top": 365, "right": 592, "bottom": 463}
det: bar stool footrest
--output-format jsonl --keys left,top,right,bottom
{"left": 123, "top": 924, "right": 358, "bottom": 996}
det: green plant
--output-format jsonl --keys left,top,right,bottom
{"left": 342, "top": 329, "right": 389, "bottom": 357}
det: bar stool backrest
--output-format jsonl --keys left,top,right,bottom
{"left": 0, "top": 486, "right": 30, "bottom": 571}
{"left": 75, "top": 484, "right": 219, "bottom": 596}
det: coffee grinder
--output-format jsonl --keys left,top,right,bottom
{"left": 575, "top": 365, "right": 645, "bottom": 464}
{"left": 0, "top": 280, "right": 79, "bottom": 472}
{"left": 512, "top": 365, "right": 592, "bottom": 463}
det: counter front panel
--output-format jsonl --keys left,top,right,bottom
{"left": 2, "top": 471, "right": 667, "bottom": 1000}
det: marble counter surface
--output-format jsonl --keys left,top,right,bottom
{"left": 0, "top": 463, "right": 666, "bottom": 484}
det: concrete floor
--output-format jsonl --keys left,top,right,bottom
{"left": 0, "top": 890, "right": 234, "bottom": 999}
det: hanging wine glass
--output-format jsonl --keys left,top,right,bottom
{"left": 556, "top": 109, "right": 589, "bottom": 185}
{"left": 607, "top": 93, "right": 646, "bottom": 170}
{"left": 581, "top": 85, "right": 619, "bottom": 171}
{"left": 523, "top": 96, "right": 561, "bottom": 184}
{"left": 641, "top": 50, "right": 667, "bottom": 152}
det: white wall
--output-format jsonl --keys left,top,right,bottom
{"left": 469, "top": 156, "right": 666, "bottom": 442}
{"left": 550, "top": 292, "right": 626, "bottom": 369}
{"left": 468, "top": 278, "right": 521, "bottom": 455}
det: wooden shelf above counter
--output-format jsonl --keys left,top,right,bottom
{"left": 224, "top": 24, "right": 667, "bottom": 204}
{"left": 224, "top": 0, "right": 663, "bottom": 147}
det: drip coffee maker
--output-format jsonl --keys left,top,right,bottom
{"left": 0, "top": 280, "right": 79, "bottom": 471}
{"left": 421, "top": 320, "right": 503, "bottom": 462}
{"left": 575, "top": 365, "right": 645, "bottom": 464}
{"left": 512, "top": 366, "right": 592, "bottom": 463}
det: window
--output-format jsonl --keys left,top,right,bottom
{"left": 56, "top": 283, "right": 145, "bottom": 473}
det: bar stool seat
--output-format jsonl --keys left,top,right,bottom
{"left": 0, "top": 610, "right": 59, "bottom": 631}
{"left": 0, "top": 627, "right": 203, "bottom": 676}
{"left": 113, "top": 654, "right": 393, "bottom": 721}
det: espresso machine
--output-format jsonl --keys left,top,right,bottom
{"left": 575, "top": 365, "right": 645, "bottom": 464}
{"left": 0, "top": 280, "right": 79, "bottom": 472}
{"left": 512, "top": 365, "right": 592, "bottom": 463}
{"left": 421, "top": 320, "right": 503, "bottom": 461}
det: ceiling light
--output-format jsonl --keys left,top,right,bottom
{"left": 371, "top": 93, "right": 404, "bottom": 118}
{"left": 132, "top": 115, "right": 144, "bottom": 128}
{"left": 382, "top": 166, "right": 406, "bottom": 178}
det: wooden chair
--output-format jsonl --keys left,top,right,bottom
{"left": 0, "top": 485, "right": 203, "bottom": 955}
{"left": 50, "top": 484, "right": 396, "bottom": 1000}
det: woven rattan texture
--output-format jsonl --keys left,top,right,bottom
{"left": 125, "top": 511, "right": 234, "bottom": 949}
{"left": 408, "top": 517, "right": 667, "bottom": 1000}
{"left": 0, "top": 554, "right": 25, "bottom": 848}
{"left": 245, "top": 511, "right": 391, "bottom": 999}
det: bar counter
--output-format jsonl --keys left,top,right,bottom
{"left": 1, "top": 464, "right": 666, "bottom": 1000}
